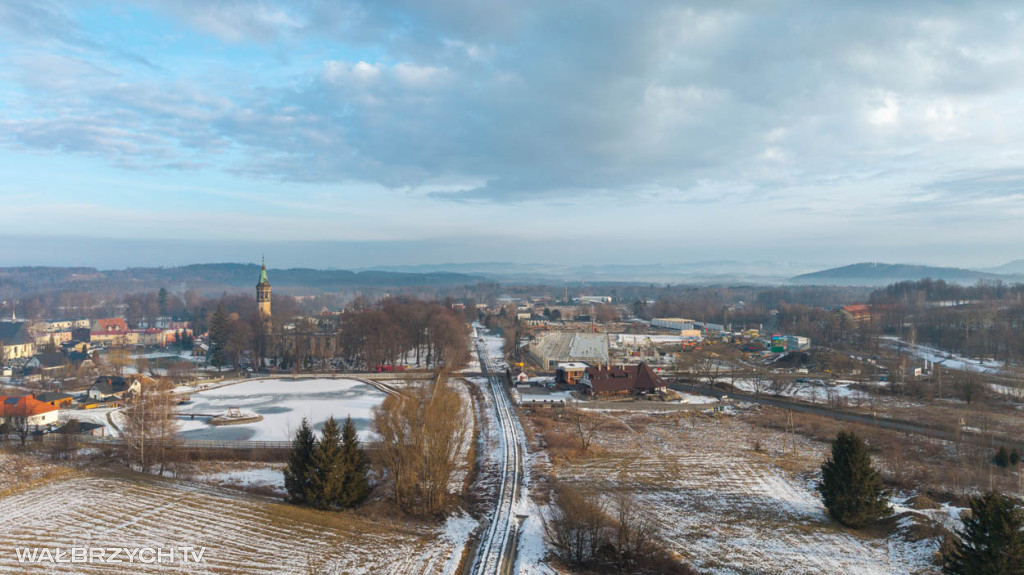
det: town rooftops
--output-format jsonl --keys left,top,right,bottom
{"left": 557, "top": 362, "right": 590, "bottom": 370}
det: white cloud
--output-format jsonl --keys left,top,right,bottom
{"left": 868, "top": 94, "right": 900, "bottom": 126}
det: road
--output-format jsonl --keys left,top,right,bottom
{"left": 470, "top": 327, "right": 526, "bottom": 575}
{"left": 672, "top": 382, "right": 1024, "bottom": 451}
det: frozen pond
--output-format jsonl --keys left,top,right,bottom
{"left": 176, "top": 378, "right": 387, "bottom": 441}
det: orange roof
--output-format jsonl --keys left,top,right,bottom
{"left": 93, "top": 318, "right": 129, "bottom": 332}
{"left": 842, "top": 304, "right": 872, "bottom": 316}
{"left": 0, "top": 395, "right": 59, "bottom": 417}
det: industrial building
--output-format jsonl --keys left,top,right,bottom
{"left": 651, "top": 317, "right": 695, "bottom": 331}
{"left": 528, "top": 332, "right": 609, "bottom": 369}
{"left": 787, "top": 335, "right": 811, "bottom": 351}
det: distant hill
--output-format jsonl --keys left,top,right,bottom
{"left": 360, "top": 260, "right": 822, "bottom": 283}
{"left": 791, "top": 263, "right": 1007, "bottom": 286}
{"left": 983, "top": 259, "right": 1024, "bottom": 275}
{"left": 0, "top": 264, "right": 483, "bottom": 297}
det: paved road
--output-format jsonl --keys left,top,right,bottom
{"left": 470, "top": 330, "right": 525, "bottom": 575}
{"left": 672, "top": 383, "right": 1024, "bottom": 451}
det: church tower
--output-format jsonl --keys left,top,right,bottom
{"left": 257, "top": 258, "right": 272, "bottom": 321}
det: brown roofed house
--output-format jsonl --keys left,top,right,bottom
{"left": 579, "top": 362, "right": 666, "bottom": 399}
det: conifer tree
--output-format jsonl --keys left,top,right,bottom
{"left": 944, "top": 491, "right": 1024, "bottom": 575}
{"left": 819, "top": 431, "right": 890, "bottom": 528}
{"left": 309, "top": 417, "right": 344, "bottom": 509}
{"left": 339, "top": 416, "right": 370, "bottom": 508}
{"left": 207, "top": 302, "right": 229, "bottom": 370}
{"left": 284, "top": 418, "right": 317, "bottom": 504}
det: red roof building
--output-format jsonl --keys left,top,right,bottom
{"left": 0, "top": 395, "right": 60, "bottom": 429}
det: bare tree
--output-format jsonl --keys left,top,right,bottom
{"left": 120, "top": 378, "right": 181, "bottom": 473}
{"left": 614, "top": 491, "right": 658, "bottom": 566}
{"left": 105, "top": 348, "right": 131, "bottom": 376}
{"left": 565, "top": 399, "right": 606, "bottom": 453}
{"left": 544, "top": 482, "right": 612, "bottom": 565}
{"left": 373, "top": 381, "right": 468, "bottom": 516}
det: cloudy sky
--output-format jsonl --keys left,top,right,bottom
{"left": 2, "top": 0, "right": 1024, "bottom": 269}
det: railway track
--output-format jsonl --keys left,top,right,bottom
{"left": 470, "top": 329, "right": 525, "bottom": 575}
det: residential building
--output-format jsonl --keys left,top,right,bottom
{"left": 0, "top": 395, "right": 60, "bottom": 430}
{"left": 87, "top": 375, "right": 145, "bottom": 400}
{"left": 556, "top": 362, "right": 589, "bottom": 385}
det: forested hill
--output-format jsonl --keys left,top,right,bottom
{"left": 0, "top": 264, "right": 483, "bottom": 296}
{"left": 791, "top": 263, "right": 1010, "bottom": 286}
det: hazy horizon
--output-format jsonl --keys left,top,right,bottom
{"left": 0, "top": 235, "right": 1018, "bottom": 273}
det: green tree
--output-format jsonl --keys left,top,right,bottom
{"left": 819, "top": 431, "right": 890, "bottom": 528}
{"left": 283, "top": 418, "right": 317, "bottom": 504}
{"left": 339, "top": 416, "right": 370, "bottom": 508}
{"left": 944, "top": 491, "right": 1024, "bottom": 575}
{"left": 308, "top": 417, "right": 344, "bottom": 510}
{"left": 207, "top": 302, "right": 229, "bottom": 370}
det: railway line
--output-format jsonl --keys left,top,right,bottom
{"left": 469, "top": 327, "right": 526, "bottom": 575}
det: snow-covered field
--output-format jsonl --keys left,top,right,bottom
{"left": 731, "top": 377, "right": 874, "bottom": 405}
{"left": 176, "top": 378, "right": 387, "bottom": 441}
{"left": 0, "top": 472, "right": 467, "bottom": 574}
{"left": 552, "top": 412, "right": 942, "bottom": 574}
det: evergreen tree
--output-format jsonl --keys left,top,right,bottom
{"left": 339, "top": 416, "right": 370, "bottom": 507}
{"left": 1011, "top": 448, "right": 1020, "bottom": 467}
{"left": 308, "top": 417, "right": 344, "bottom": 510}
{"left": 994, "top": 446, "right": 1010, "bottom": 468}
{"left": 944, "top": 491, "right": 1024, "bottom": 575}
{"left": 207, "top": 302, "right": 229, "bottom": 370}
{"left": 158, "top": 287, "right": 169, "bottom": 317}
{"left": 819, "top": 431, "right": 890, "bottom": 528}
{"left": 284, "top": 418, "right": 317, "bottom": 504}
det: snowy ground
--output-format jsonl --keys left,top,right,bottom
{"left": 880, "top": 336, "right": 1004, "bottom": 374}
{"left": 0, "top": 471, "right": 468, "bottom": 574}
{"left": 60, "top": 407, "right": 123, "bottom": 437}
{"left": 176, "top": 378, "right": 387, "bottom": 441}
{"left": 550, "top": 411, "right": 942, "bottom": 574}
{"left": 195, "top": 463, "right": 287, "bottom": 496}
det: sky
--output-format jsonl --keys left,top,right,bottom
{"left": 2, "top": 1, "right": 1024, "bottom": 269}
